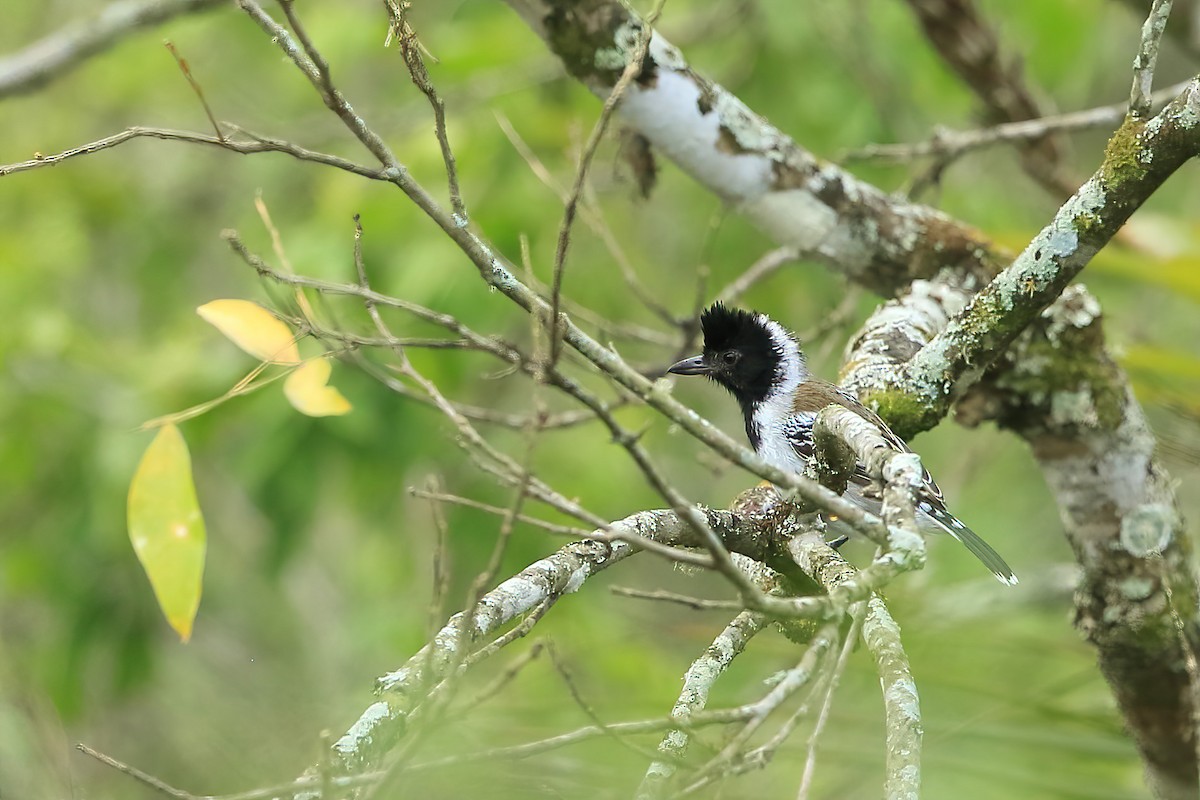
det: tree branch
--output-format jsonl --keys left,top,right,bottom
{"left": 333, "top": 501, "right": 817, "bottom": 773}
{"left": 502, "top": 0, "right": 1005, "bottom": 295}
{"left": 873, "top": 78, "right": 1200, "bottom": 435}
{"left": 0, "top": 0, "right": 226, "bottom": 98}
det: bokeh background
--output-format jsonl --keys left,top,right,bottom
{"left": 3, "top": 1, "right": 1200, "bottom": 797}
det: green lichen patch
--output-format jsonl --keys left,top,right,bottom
{"left": 1099, "top": 116, "right": 1149, "bottom": 191}
{"left": 997, "top": 334, "right": 1126, "bottom": 430}
{"left": 860, "top": 388, "right": 939, "bottom": 441}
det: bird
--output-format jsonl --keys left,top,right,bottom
{"left": 668, "top": 302, "right": 1017, "bottom": 585}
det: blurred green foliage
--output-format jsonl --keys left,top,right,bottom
{"left": 1, "top": 0, "right": 1198, "bottom": 798}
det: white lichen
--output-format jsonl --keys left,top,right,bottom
{"left": 1050, "top": 389, "right": 1099, "bottom": 426}
{"left": 647, "top": 33, "right": 687, "bottom": 70}
{"left": 885, "top": 676, "right": 921, "bottom": 722}
{"left": 333, "top": 700, "right": 391, "bottom": 755}
{"left": 1119, "top": 503, "right": 1176, "bottom": 556}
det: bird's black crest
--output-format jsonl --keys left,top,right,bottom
{"left": 699, "top": 302, "right": 771, "bottom": 354}
{"left": 697, "top": 302, "right": 781, "bottom": 406}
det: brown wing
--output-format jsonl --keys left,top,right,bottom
{"left": 792, "top": 380, "right": 949, "bottom": 510}
{"left": 793, "top": 383, "right": 1017, "bottom": 584}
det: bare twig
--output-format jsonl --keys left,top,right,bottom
{"left": 714, "top": 247, "right": 801, "bottom": 306}
{"left": 796, "top": 604, "right": 866, "bottom": 799}
{"left": 410, "top": 489, "right": 592, "bottom": 537}
{"left": 386, "top": 1, "right": 466, "bottom": 221}
{"left": 0, "top": 126, "right": 382, "bottom": 179}
{"left": 549, "top": 0, "right": 667, "bottom": 365}
{"left": 407, "top": 706, "right": 752, "bottom": 771}
{"left": 421, "top": 475, "right": 453, "bottom": 655}
{"left": 463, "top": 597, "right": 555, "bottom": 667}
{"left": 901, "top": 0, "right": 1074, "bottom": 197}
{"left": 494, "top": 111, "right": 676, "bottom": 328}
{"left": 843, "top": 79, "right": 1193, "bottom": 164}
{"left": 610, "top": 586, "right": 745, "bottom": 611}
{"left": 454, "top": 641, "right": 546, "bottom": 714}
{"left": 76, "top": 743, "right": 190, "bottom": 799}
{"left": 163, "top": 40, "right": 223, "bottom": 141}
{"left": 547, "top": 642, "right": 665, "bottom": 763}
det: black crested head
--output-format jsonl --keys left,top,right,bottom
{"left": 667, "top": 302, "right": 786, "bottom": 407}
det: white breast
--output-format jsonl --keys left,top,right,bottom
{"left": 751, "top": 399, "right": 809, "bottom": 474}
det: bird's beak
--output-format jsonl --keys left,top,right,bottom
{"left": 667, "top": 354, "right": 710, "bottom": 376}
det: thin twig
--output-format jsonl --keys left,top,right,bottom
{"left": 163, "top": 40, "right": 223, "bottom": 141}
{"left": 1131, "top": 0, "right": 1175, "bottom": 117}
{"left": 680, "top": 622, "right": 841, "bottom": 794}
{"left": 843, "top": 79, "right": 1191, "bottom": 164}
{"left": 547, "top": 642, "right": 665, "bottom": 763}
{"left": 494, "top": 110, "right": 677, "bottom": 327}
{"left": 422, "top": 475, "right": 453, "bottom": 670}
{"left": 407, "top": 707, "right": 753, "bottom": 771}
{"left": 386, "top": 1, "right": 466, "bottom": 221}
{"left": 455, "top": 641, "right": 546, "bottom": 715}
{"left": 610, "top": 586, "right": 743, "bottom": 611}
{"left": 0, "top": 125, "right": 383, "bottom": 178}
{"left": 76, "top": 744, "right": 190, "bottom": 799}
{"left": 715, "top": 247, "right": 801, "bottom": 306}
{"left": 900, "top": 0, "right": 1074, "bottom": 197}
{"left": 796, "top": 603, "right": 866, "bottom": 799}
{"left": 276, "top": 0, "right": 333, "bottom": 98}
{"left": 549, "top": 0, "right": 668, "bottom": 365}
{"left": 410, "top": 489, "right": 592, "bottom": 537}
{"left": 464, "top": 596, "right": 557, "bottom": 669}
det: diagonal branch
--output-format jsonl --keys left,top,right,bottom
{"left": 872, "top": 79, "right": 1200, "bottom": 435}
{"left": 334, "top": 501, "right": 819, "bottom": 773}
{"left": 0, "top": 0, "right": 226, "bottom": 98}
{"left": 503, "top": 0, "right": 1005, "bottom": 295}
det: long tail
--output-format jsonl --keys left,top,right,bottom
{"left": 924, "top": 507, "right": 1018, "bottom": 586}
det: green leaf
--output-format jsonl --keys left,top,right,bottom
{"left": 127, "top": 424, "right": 206, "bottom": 642}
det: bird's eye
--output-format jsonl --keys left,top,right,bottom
{"left": 721, "top": 351, "right": 740, "bottom": 366}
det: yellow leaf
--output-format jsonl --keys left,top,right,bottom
{"left": 127, "top": 425, "right": 207, "bottom": 642}
{"left": 284, "top": 358, "right": 352, "bottom": 417}
{"left": 196, "top": 299, "right": 300, "bottom": 364}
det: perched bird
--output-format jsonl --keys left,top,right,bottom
{"left": 668, "top": 302, "right": 1016, "bottom": 585}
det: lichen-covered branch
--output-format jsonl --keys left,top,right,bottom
{"left": 877, "top": 79, "right": 1200, "bottom": 436}
{"left": 961, "top": 288, "right": 1200, "bottom": 799}
{"left": 635, "top": 611, "right": 767, "bottom": 798}
{"left": 786, "top": 523, "right": 922, "bottom": 799}
{"left": 864, "top": 594, "right": 922, "bottom": 800}
{"left": 842, "top": 279, "right": 1200, "bottom": 796}
{"left": 1130, "top": 0, "right": 1176, "bottom": 118}
{"left": 330, "top": 501, "right": 820, "bottom": 773}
